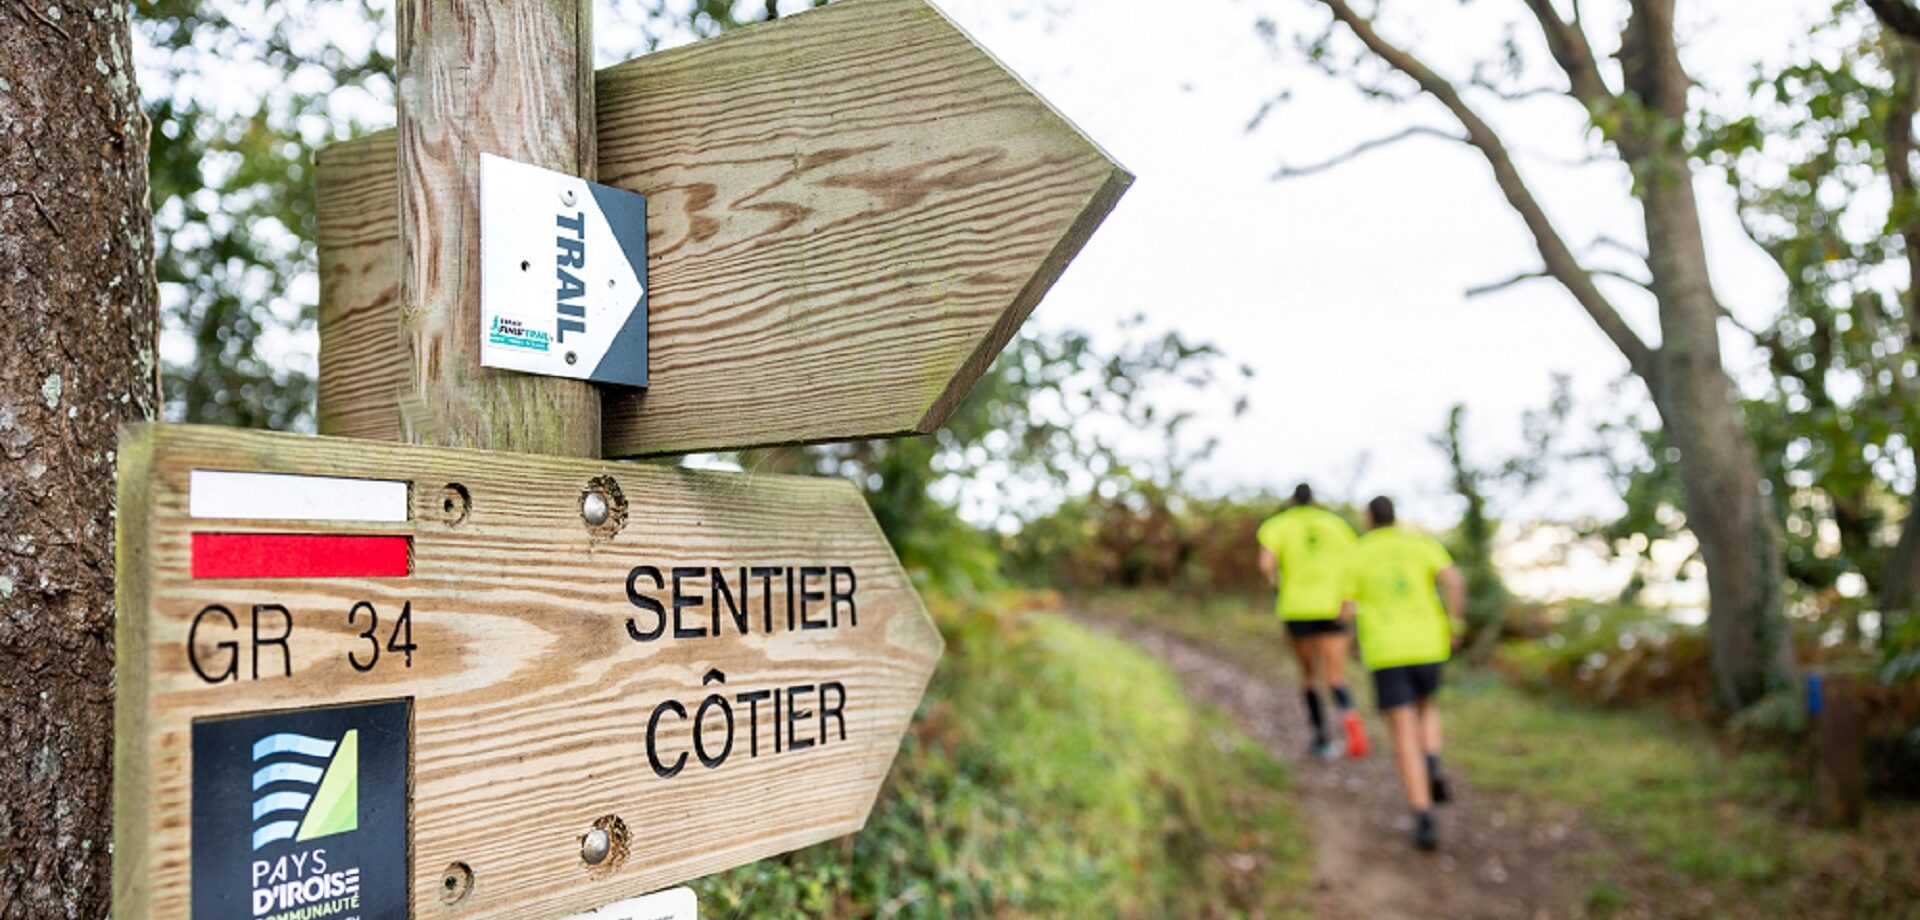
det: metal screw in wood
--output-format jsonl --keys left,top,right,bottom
{"left": 582, "top": 491, "right": 609, "bottom": 527}
{"left": 581, "top": 827, "right": 611, "bottom": 865}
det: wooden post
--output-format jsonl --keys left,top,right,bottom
{"left": 1809, "top": 672, "right": 1865, "bottom": 828}
{"left": 396, "top": 0, "right": 600, "bottom": 456}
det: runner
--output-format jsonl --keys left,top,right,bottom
{"left": 1338, "top": 495, "right": 1466, "bottom": 851}
{"left": 1257, "top": 483, "right": 1365, "bottom": 760}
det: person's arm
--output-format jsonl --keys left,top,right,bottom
{"left": 1436, "top": 565, "right": 1467, "bottom": 633}
{"left": 1258, "top": 547, "right": 1278, "bottom": 588}
{"left": 1338, "top": 599, "right": 1358, "bottom": 623}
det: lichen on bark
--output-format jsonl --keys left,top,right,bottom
{"left": 0, "top": 2, "right": 159, "bottom": 916}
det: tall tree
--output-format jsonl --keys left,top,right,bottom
{"left": 1866, "top": 2, "right": 1920, "bottom": 629}
{"left": 1675, "top": 1, "right": 1920, "bottom": 637}
{"left": 0, "top": 1, "right": 160, "bottom": 916}
{"left": 1286, "top": 0, "right": 1793, "bottom": 708}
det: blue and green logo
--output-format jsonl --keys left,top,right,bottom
{"left": 489, "top": 315, "right": 552, "bottom": 351}
{"left": 193, "top": 700, "right": 408, "bottom": 920}
{"left": 251, "top": 730, "right": 359, "bottom": 851}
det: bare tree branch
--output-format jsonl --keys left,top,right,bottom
{"left": 1587, "top": 234, "right": 1649, "bottom": 263}
{"left": 1520, "top": 0, "right": 1615, "bottom": 110}
{"left": 1465, "top": 74, "right": 1562, "bottom": 102}
{"left": 1591, "top": 267, "right": 1654, "bottom": 291}
{"left": 1467, "top": 265, "right": 1651, "bottom": 298}
{"left": 1271, "top": 125, "right": 1465, "bottom": 179}
{"left": 1515, "top": 145, "right": 1612, "bottom": 169}
{"left": 1245, "top": 91, "right": 1287, "bottom": 134}
{"left": 1464, "top": 270, "right": 1550, "bottom": 298}
{"left": 1311, "top": 0, "right": 1658, "bottom": 377}
{"left": 1868, "top": 0, "right": 1920, "bottom": 44}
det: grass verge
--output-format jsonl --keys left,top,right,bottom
{"left": 689, "top": 593, "right": 1313, "bottom": 918}
{"left": 1073, "top": 588, "right": 1920, "bottom": 919}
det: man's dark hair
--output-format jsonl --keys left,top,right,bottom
{"left": 1367, "top": 495, "right": 1396, "bottom": 527}
{"left": 1292, "top": 483, "right": 1314, "bottom": 506}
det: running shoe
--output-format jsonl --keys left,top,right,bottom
{"left": 1312, "top": 739, "right": 1342, "bottom": 760}
{"left": 1342, "top": 711, "right": 1369, "bottom": 758}
{"left": 1431, "top": 773, "right": 1452, "bottom": 805}
{"left": 1414, "top": 812, "right": 1439, "bottom": 851}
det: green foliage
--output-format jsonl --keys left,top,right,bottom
{"left": 1433, "top": 403, "right": 1513, "bottom": 656}
{"left": 1682, "top": 4, "right": 1920, "bottom": 632}
{"left": 746, "top": 321, "right": 1253, "bottom": 596}
{"left": 1500, "top": 603, "right": 1715, "bottom": 711}
{"left": 1449, "top": 677, "right": 1920, "bottom": 917}
{"left": 1004, "top": 481, "right": 1285, "bottom": 592}
{"left": 1071, "top": 589, "right": 1287, "bottom": 676}
{"left": 1087, "top": 589, "right": 1920, "bottom": 918}
{"left": 139, "top": 0, "right": 394, "bottom": 430}
{"left": 1884, "top": 611, "right": 1920, "bottom": 682}
{"left": 691, "top": 600, "right": 1312, "bottom": 918}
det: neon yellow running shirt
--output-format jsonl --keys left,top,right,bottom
{"left": 1340, "top": 526, "right": 1455, "bottom": 668}
{"left": 1256, "top": 506, "right": 1357, "bottom": 621}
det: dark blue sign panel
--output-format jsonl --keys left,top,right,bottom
{"left": 192, "top": 700, "right": 411, "bottom": 920}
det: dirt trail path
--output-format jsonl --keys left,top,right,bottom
{"left": 1077, "top": 614, "right": 1600, "bottom": 920}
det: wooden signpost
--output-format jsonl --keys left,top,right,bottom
{"left": 114, "top": 0, "right": 1127, "bottom": 917}
{"left": 114, "top": 425, "right": 942, "bottom": 917}
{"left": 316, "top": 0, "right": 1130, "bottom": 456}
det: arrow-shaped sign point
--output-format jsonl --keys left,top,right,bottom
{"left": 315, "top": 0, "right": 1130, "bottom": 456}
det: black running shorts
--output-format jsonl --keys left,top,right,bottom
{"left": 1284, "top": 618, "right": 1346, "bottom": 639}
{"left": 1372, "top": 662, "right": 1444, "bottom": 711}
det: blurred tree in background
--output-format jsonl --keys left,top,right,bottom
{"left": 1436, "top": 404, "right": 1516, "bottom": 659}
{"left": 1697, "top": 1, "right": 1920, "bottom": 664}
{"left": 140, "top": 0, "right": 391, "bottom": 429}
{"left": 1576, "top": 1, "right": 1920, "bottom": 678}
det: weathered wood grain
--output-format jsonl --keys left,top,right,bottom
{"left": 112, "top": 424, "right": 943, "bottom": 919}
{"left": 316, "top": 131, "right": 406, "bottom": 441}
{"left": 314, "top": 0, "right": 1131, "bottom": 456}
{"left": 393, "top": 0, "right": 601, "bottom": 455}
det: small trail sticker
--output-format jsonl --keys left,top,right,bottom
{"left": 479, "top": 153, "right": 650, "bottom": 388}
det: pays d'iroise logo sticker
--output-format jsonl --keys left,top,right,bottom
{"left": 193, "top": 700, "right": 409, "bottom": 920}
{"left": 251, "top": 729, "right": 359, "bottom": 850}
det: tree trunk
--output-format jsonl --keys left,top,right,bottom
{"left": 1885, "top": 514, "right": 1920, "bottom": 622}
{"left": 1877, "top": 28, "right": 1920, "bottom": 628}
{"left": 0, "top": 3, "right": 159, "bottom": 917}
{"left": 1625, "top": 0, "right": 1793, "bottom": 708}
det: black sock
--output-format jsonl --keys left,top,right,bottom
{"left": 1426, "top": 753, "right": 1443, "bottom": 779}
{"left": 1303, "top": 689, "right": 1326, "bottom": 742}
{"left": 1331, "top": 684, "right": 1353, "bottom": 712}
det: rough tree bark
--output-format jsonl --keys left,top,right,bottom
{"left": 0, "top": 2, "right": 159, "bottom": 917}
{"left": 1872, "top": 9, "right": 1920, "bottom": 622}
{"left": 1308, "top": 0, "right": 1794, "bottom": 707}
{"left": 1618, "top": 0, "right": 1791, "bottom": 708}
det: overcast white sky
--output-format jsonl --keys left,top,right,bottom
{"left": 906, "top": 0, "right": 1828, "bottom": 527}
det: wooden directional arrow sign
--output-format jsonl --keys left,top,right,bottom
{"left": 112, "top": 425, "right": 942, "bottom": 919}
{"left": 315, "top": 0, "right": 1131, "bottom": 456}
